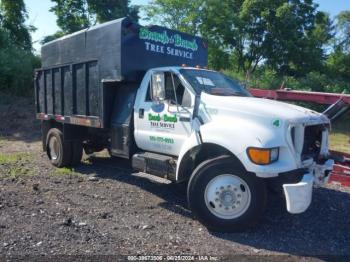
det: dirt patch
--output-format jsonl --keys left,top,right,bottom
{"left": 0, "top": 97, "right": 349, "bottom": 259}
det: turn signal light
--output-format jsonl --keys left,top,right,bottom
{"left": 247, "top": 147, "right": 279, "bottom": 165}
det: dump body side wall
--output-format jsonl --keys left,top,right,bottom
{"left": 36, "top": 17, "right": 208, "bottom": 130}
{"left": 41, "top": 19, "right": 123, "bottom": 82}
{"left": 35, "top": 60, "right": 102, "bottom": 128}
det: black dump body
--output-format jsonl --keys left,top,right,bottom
{"left": 35, "top": 17, "right": 208, "bottom": 129}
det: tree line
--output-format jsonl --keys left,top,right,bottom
{"left": 0, "top": 0, "right": 39, "bottom": 96}
{"left": 145, "top": 0, "right": 350, "bottom": 93}
{"left": 0, "top": 0, "right": 349, "bottom": 96}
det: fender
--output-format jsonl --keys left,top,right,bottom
{"left": 200, "top": 118, "right": 299, "bottom": 176}
{"left": 175, "top": 132, "right": 202, "bottom": 180}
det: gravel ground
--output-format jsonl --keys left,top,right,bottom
{"left": 0, "top": 98, "right": 349, "bottom": 260}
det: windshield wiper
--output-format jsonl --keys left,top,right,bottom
{"left": 209, "top": 88, "right": 241, "bottom": 96}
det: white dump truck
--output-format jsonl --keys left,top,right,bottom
{"left": 35, "top": 18, "right": 334, "bottom": 232}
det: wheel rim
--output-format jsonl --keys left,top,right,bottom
{"left": 49, "top": 136, "right": 60, "bottom": 161}
{"left": 204, "top": 174, "right": 251, "bottom": 219}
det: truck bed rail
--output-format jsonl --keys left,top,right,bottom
{"left": 249, "top": 88, "right": 350, "bottom": 105}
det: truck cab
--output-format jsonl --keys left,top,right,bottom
{"left": 36, "top": 18, "right": 333, "bottom": 232}
{"left": 130, "top": 66, "right": 334, "bottom": 231}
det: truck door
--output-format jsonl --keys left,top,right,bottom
{"left": 134, "top": 70, "right": 193, "bottom": 156}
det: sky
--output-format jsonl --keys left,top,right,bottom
{"left": 24, "top": 0, "right": 350, "bottom": 52}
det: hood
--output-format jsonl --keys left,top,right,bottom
{"left": 200, "top": 92, "right": 329, "bottom": 125}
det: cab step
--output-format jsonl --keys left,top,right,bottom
{"left": 132, "top": 152, "right": 177, "bottom": 181}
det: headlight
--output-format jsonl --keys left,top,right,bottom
{"left": 247, "top": 147, "right": 279, "bottom": 165}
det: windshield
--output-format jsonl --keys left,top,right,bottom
{"left": 180, "top": 69, "right": 251, "bottom": 97}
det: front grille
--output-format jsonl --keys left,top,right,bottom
{"left": 291, "top": 126, "right": 296, "bottom": 146}
{"left": 301, "top": 125, "right": 325, "bottom": 160}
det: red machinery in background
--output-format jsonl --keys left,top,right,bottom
{"left": 249, "top": 88, "right": 350, "bottom": 187}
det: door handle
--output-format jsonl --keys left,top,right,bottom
{"left": 179, "top": 117, "right": 190, "bottom": 122}
{"left": 139, "top": 108, "right": 144, "bottom": 119}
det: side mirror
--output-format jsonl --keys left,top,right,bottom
{"left": 151, "top": 73, "right": 165, "bottom": 102}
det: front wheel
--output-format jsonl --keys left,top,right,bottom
{"left": 187, "top": 156, "right": 266, "bottom": 232}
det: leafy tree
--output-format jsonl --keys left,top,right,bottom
{"left": 143, "top": 0, "right": 202, "bottom": 35}
{"left": 265, "top": 7, "right": 333, "bottom": 76}
{"left": 0, "top": 0, "right": 39, "bottom": 96}
{"left": 46, "top": 0, "right": 139, "bottom": 43}
{"left": 50, "top": 0, "right": 91, "bottom": 34}
{"left": 0, "top": 28, "right": 40, "bottom": 95}
{"left": 325, "top": 11, "right": 350, "bottom": 82}
{"left": 145, "top": 0, "right": 333, "bottom": 76}
{"left": 49, "top": 0, "right": 139, "bottom": 34}
{"left": 88, "top": 0, "right": 139, "bottom": 23}
{"left": 202, "top": 0, "right": 333, "bottom": 75}
{"left": 0, "top": 0, "right": 33, "bottom": 50}
{"left": 334, "top": 10, "right": 350, "bottom": 52}
{"left": 208, "top": 44, "right": 230, "bottom": 71}
{"left": 40, "top": 31, "right": 65, "bottom": 45}
{"left": 327, "top": 49, "right": 350, "bottom": 81}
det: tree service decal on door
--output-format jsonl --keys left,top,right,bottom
{"left": 148, "top": 113, "right": 177, "bottom": 129}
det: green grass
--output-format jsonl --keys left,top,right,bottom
{"left": 8, "top": 166, "right": 33, "bottom": 178}
{"left": 0, "top": 153, "right": 34, "bottom": 178}
{"left": 0, "top": 152, "right": 31, "bottom": 164}
{"left": 51, "top": 167, "right": 83, "bottom": 178}
{"left": 329, "top": 114, "right": 350, "bottom": 154}
{"left": 52, "top": 167, "right": 74, "bottom": 176}
{"left": 329, "top": 133, "right": 350, "bottom": 153}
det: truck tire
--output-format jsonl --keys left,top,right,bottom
{"left": 71, "top": 140, "right": 83, "bottom": 166}
{"left": 187, "top": 155, "right": 266, "bottom": 232}
{"left": 46, "top": 128, "right": 72, "bottom": 168}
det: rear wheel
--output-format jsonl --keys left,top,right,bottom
{"left": 187, "top": 156, "right": 266, "bottom": 232}
{"left": 46, "top": 128, "right": 72, "bottom": 168}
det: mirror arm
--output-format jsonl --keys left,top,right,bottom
{"left": 171, "top": 73, "right": 180, "bottom": 112}
{"left": 193, "top": 92, "right": 204, "bottom": 124}
{"left": 150, "top": 74, "right": 154, "bottom": 101}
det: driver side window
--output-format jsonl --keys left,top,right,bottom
{"left": 164, "top": 72, "right": 184, "bottom": 104}
{"left": 146, "top": 72, "right": 190, "bottom": 107}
